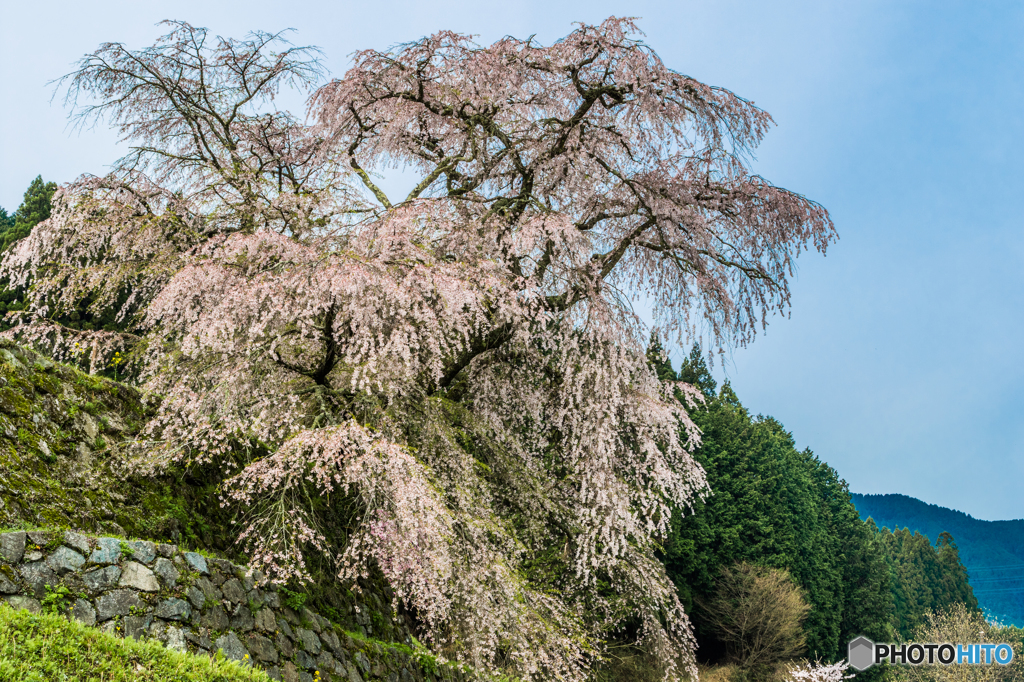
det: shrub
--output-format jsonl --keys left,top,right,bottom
{"left": 700, "top": 562, "right": 811, "bottom": 677}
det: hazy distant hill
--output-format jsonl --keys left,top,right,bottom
{"left": 851, "top": 493, "right": 1024, "bottom": 626}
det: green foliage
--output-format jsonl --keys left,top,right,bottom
{"left": 0, "top": 603, "right": 271, "bottom": 681}
{"left": 1, "top": 176, "right": 56, "bottom": 252}
{"left": 280, "top": 587, "right": 308, "bottom": 612}
{"left": 658, "top": 346, "right": 979, "bottom": 673}
{"left": 41, "top": 585, "right": 76, "bottom": 615}
{"left": 871, "top": 522, "right": 979, "bottom": 640}
{"left": 660, "top": 346, "right": 896, "bottom": 663}
{"left": 852, "top": 493, "right": 1024, "bottom": 626}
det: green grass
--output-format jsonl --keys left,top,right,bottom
{"left": 0, "top": 604, "right": 271, "bottom": 682}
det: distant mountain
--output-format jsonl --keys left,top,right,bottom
{"left": 851, "top": 493, "right": 1024, "bottom": 626}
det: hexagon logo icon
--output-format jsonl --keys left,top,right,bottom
{"left": 849, "top": 636, "right": 876, "bottom": 671}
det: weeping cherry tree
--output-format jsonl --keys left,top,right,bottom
{"left": 2, "top": 18, "right": 835, "bottom": 681}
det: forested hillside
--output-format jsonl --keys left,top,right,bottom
{"left": 656, "top": 347, "right": 978, "bottom": 674}
{"left": 853, "top": 493, "right": 1024, "bottom": 626}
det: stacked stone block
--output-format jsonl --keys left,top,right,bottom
{"left": 0, "top": 529, "right": 470, "bottom": 682}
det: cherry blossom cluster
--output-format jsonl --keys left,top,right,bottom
{"left": 786, "top": 660, "right": 854, "bottom": 682}
{"left": 1, "top": 17, "right": 835, "bottom": 682}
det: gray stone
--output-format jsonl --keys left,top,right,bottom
{"left": 316, "top": 651, "right": 343, "bottom": 675}
{"left": 126, "top": 540, "right": 156, "bottom": 565}
{"left": 20, "top": 561, "right": 57, "bottom": 597}
{"left": 156, "top": 543, "right": 177, "bottom": 558}
{"left": 183, "top": 552, "right": 208, "bottom": 575}
{"left": 302, "top": 608, "right": 322, "bottom": 633}
{"left": 248, "top": 633, "right": 279, "bottom": 663}
{"left": 62, "top": 530, "right": 90, "bottom": 555}
{"left": 266, "top": 666, "right": 283, "bottom": 682}
{"left": 276, "top": 631, "right": 294, "bottom": 658}
{"left": 321, "top": 628, "right": 341, "bottom": 654}
{"left": 185, "top": 631, "right": 213, "bottom": 651}
{"left": 23, "top": 551, "right": 42, "bottom": 563}
{"left": 246, "top": 588, "right": 264, "bottom": 609}
{"left": 82, "top": 565, "right": 121, "bottom": 592}
{"left": 196, "top": 577, "right": 221, "bottom": 601}
{"left": 72, "top": 598, "right": 96, "bottom": 626}
{"left": 209, "top": 557, "right": 235, "bottom": 574}
{"left": 46, "top": 546, "right": 85, "bottom": 576}
{"left": 230, "top": 605, "right": 254, "bottom": 632}
{"left": 277, "top": 616, "right": 294, "bottom": 639}
{"left": 154, "top": 597, "right": 191, "bottom": 621}
{"left": 214, "top": 632, "right": 251, "bottom": 665}
{"left": 221, "top": 577, "right": 245, "bottom": 603}
{"left": 119, "top": 561, "right": 159, "bottom": 592}
{"left": 95, "top": 589, "right": 143, "bottom": 621}
{"left": 99, "top": 620, "right": 119, "bottom": 637}
{"left": 153, "top": 557, "right": 179, "bottom": 588}
{"left": 0, "top": 531, "right": 26, "bottom": 563}
{"left": 400, "top": 668, "right": 413, "bottom": 682}
{"left": 201, "top": 604, "right": 229, "bottom": 631}
{"left": 263, "top": 591, "right": 280, "bottom": 609}
{"left": 186, "top": 585, "right": 205, "bottom": 609}
{"left": 296, "top": 627, "right": 322, "bottom": 655}
{"left": 26, "top": 531, "right": 48, "bottom": 545}
{"left": 149, "top": 618, "right": 167, "bottom": 638}
{"left": 123, "top": 614, "right": 152, "bottom": 640}
{"left": 295, "top": 650, "right": 316, "bottom": 669}
{"left": 355, "top": 651, "right": 371, "bottom": 673}
{"left": 0, "top": 570, "right": 17, "bottom": 594}
{"left": 282, "top": 662, "right": 299, "bottom": 682}
{"left": 89, "top": 537, "right": 121, "bottom": 565}
{"left": 346, "top": 661, "right": 365, "bottom": 682}
{"left": 243, "top": 568, "right": 263, "bottom": 592}
{"left": 165, "top": 625, "right": 186, "bottom": 652}
{"left": 255, "top": 606, "right": 277, "bottom": 632}
{"left": 4, "top": 595, "right": 41, "bottom": 614}
{"left": 299, "top": 672, "right": 313, "bottom": 682}
{"left": 208, "top": 567, "right": 226, "bottom": 587}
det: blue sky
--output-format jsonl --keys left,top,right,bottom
{"left": 3, "top": 1, "right": 1023, "bottom": 520}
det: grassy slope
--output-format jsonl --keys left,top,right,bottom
{"left": 0, "top": 337, "right": 231, "bottom": 549}
{"left": 0, "top": 338, "right": 415, "bottom": 647}
{"left": 0, "top": 604, "right": 271, "bottom": 682}
{"left": 851, "top": 492, "right": 1024, "bottom": 626}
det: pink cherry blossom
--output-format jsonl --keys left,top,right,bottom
{"left": 1, "top": 18, "right": 834, "bottom": 681}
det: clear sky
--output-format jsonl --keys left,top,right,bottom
{"left": 3, "top": 1, "right": 1023, "bottom": 520}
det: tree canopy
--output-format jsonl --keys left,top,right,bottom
{"left": 2, "top": 19, "right": 835, "bottom": 681}
{"left": 658, "top": 347, "right": 979, "bottom": 674}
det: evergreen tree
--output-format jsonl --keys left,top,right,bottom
{"left": 873, "top": 524, "right": 979, "bottom": 640}
{"left": 0, "top": 177, "right": 58, "bottom": 325}
{"left": 660, "top": 347, "right": 896, "bottom": 663}
{"left": 2, "top": 176, "right": 57, "bottom": 252}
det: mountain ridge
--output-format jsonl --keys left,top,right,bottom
{"left": 851, "top": 492, "right": 1024, "bottom": 626}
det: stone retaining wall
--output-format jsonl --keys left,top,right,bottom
{"left": 0, "top": 529, "right": 470, "bottom": 682}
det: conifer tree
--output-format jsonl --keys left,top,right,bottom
{"left": 3, "top": 176, "right": 57, "bottom": 252}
